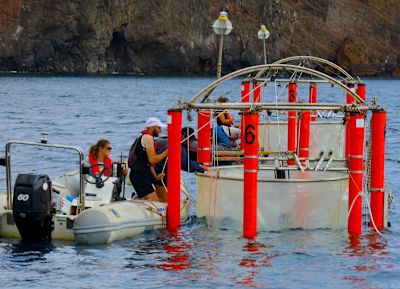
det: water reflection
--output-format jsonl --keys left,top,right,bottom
{"left": 124, "top": 233, "right": 169, "bottom": 269}
{"left": 236, "top": 239, "right": 276, "bottom": 288}
{"left": 341, "top": 233, "right": 389, "bottom": 287}
{"left": 346, "top": 233, "right": 388, "bottom": 258}
{"left": 9, "top": 241, "right": 55, "bottom": 264}
{"left": 158, "top": 230, "right": 192, "bottom": 271}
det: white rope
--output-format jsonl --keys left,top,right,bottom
{"left": 362, "top": 191, "right": 383, "bottom": 236}
{"left": 348, "top": 172, "right": 383, "bottom": 236}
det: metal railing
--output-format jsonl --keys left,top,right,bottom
{"left": 5, "top": 141, "right": 86, "bottom": 212}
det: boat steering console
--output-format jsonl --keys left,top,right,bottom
{"left": 84, "top": 164, "right": 111, "bottom": 188}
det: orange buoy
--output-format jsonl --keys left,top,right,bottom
{"left": 348, "top": 112, "right": 365, "bottom": 235}
{"left": 287, "top": 82, "right": 297, "bottom": 165}
{"left": 197, "top": 110, "right": 211, "bottom": 167}
{"left": 370, "top": 110, "right": 386, "bottom": 229}
{"left": 167, "top": 109, "right": 182, "bottom": 231}
{"left": 243, "top": 110, "right": 259, "bottom": 238}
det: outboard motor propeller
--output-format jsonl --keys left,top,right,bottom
{"left": 13, "top": 174, "right": 54, "bottom": 242}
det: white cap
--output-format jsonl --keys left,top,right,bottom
{"left": 145, "top": 117, "right": 167, "bottom": 128}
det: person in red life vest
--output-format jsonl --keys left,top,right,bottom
{"left": 88, "top": 139, "right": 113, "bottom": 176}
{"left": 215, "top": 96, "right": 241, "bottom": 146}
{"left": 128, "top": 117, "right": 168, "bottom": 202}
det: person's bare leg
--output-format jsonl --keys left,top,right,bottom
{"left": 155, "top": 184, "right": 168, "bottom": 202}
{"left": 143, "top": 191, "right": 160, "bottom": 202}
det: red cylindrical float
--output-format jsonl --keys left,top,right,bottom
{"left": 346, "top": 82, "right": 355, "bottom": 104}
{"left": 243, "top": 111, "right": 259, "bottom": 238}
{"left": 253, "top": 81, "right": 262, "bottom": 103}
{"left": 241, "top": 81, "right": 251, "bottom": 150}
{"left": 197, "top": 110, "right": 211, "bottom": 167}
{"left": 345, "top": 83, "right": 355, "bottom": 158}
{"left": 253, "top": 81, "right": 262, "bottom": 127}
{"left": 298, "top": 111, "right": 310, "bottom": 163}
{"left": 348, "top": 112, "right": 365, "bottom": 235}
{"left": 241, "top": 80, "right": 251, "bottom": 102}
{"left": 309, "top": 83, "right": 317, "bottom": 121}
{"left": 356, "top": 83, "right": 366, "bottom": 103}
{"left": 167, "top": 109, "right": 182, "bottom": 231}
{"left": 287, "top": 82, "right": 297, "bottom": 165}
{"left": 370, "top": 110, "right": 386, "bottom": 229}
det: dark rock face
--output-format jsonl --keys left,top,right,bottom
{"left": 0, "top": 0, "right": 399, "bottom": 76}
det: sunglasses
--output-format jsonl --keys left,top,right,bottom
{"left": 106, "top": 147, "right": 112, "bottom": 151}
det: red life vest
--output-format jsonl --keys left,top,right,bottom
{"left": 224, "top": 110, "right": 234, "bottom": 126}
{"left": 217, "top": 110, "right": 234, "bottom": 126}
{"left": 88, "top": 154, "right": 113, "bottom": 176}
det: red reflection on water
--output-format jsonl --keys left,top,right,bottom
{"left": 346, "top": 233, "right": 388, "bottom": 258}
{"left": 158, "top": 231, "right": 192, "bottom": 272}
{"left": 340, "top": 233, "right": 389, "bottom": 286}
{"left": 236, "top": 239, "right": 276, "bottom": 288}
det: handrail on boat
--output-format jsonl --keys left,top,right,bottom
{"left": 4, "top": 141, "right": 86, "bottom": 212}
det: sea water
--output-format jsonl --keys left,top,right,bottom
{"left": 0, "top": 75, "right": 399, "bottom": 288}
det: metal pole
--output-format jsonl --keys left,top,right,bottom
{"left": 263, "top": 39, "right": 267, "bottom": 64}
{"left": 188, "top": 102, "right": 369, "bottom": 111}
{"left": 5, "top": 146, "right": 11, "bottom": 209}
{"left": 216, "top": 35, "right": 224, "bottom": 79}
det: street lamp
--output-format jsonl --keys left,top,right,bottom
{"left": 212, "top": 11, "right": 233, "bottom": 79}
{"left": 257, "top": 24, "right": 270, "bottom": 64}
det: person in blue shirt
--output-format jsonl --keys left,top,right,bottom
{"left": 154, "top": 127, "right": 207, "bottom": 201}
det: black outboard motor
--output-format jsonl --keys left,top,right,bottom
{"left": 13, "top": 174, "right": 54, "bottom": 242}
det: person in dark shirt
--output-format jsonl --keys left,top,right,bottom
{"left": 154, "top": 127, "right": 207, "bottom": 201}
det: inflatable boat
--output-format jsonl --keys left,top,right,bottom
{"left": 0, "top": 140, "right": 191, "bottom": 244}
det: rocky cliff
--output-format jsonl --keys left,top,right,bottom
{"left": 0, "top": 0, "right": 399, "bottom": 76}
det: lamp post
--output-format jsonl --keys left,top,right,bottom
{"left": 212, "top": 11, "right": 233, "bottom": 79}
{"left": 257, "top": 24, "right": 270, "bottom": 64}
